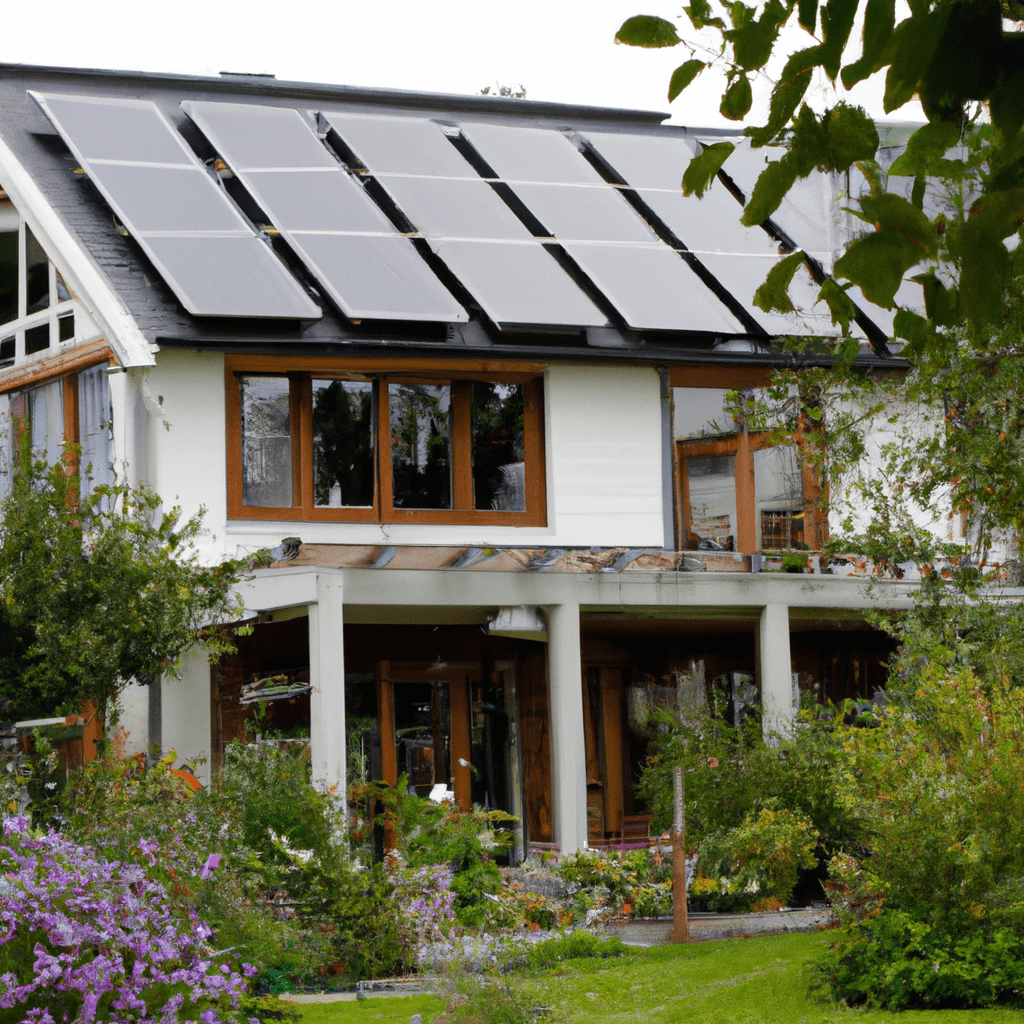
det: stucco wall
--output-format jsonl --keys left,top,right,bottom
{"left": 144, "top": 354, "right": 666, "bottom": 557}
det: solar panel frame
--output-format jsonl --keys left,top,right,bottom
{"left": 183, "top": 101, "right": 468, "bottom": 323}
{"left": 561, "top": 242, "right": 743, "bottom": 332}
{"left": 321, "top": 111, "right": 473, "bottom": 177}
{"left": 432, "top": 240, "right": 608, "bottom": 329}
{"left": 31, "top": 91, "right": 321, "bottom": 320}
{"left": 459, "top": 122, "right": 607, "bottom": 185}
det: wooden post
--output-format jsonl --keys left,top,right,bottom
{"left": 672, "top": 766, "right": 689, "bottom": 943}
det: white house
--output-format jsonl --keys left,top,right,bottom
{"left": 0, "top": 63, "right": 919, "bottom": 856}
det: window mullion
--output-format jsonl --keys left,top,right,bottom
{"left": 291, "top": 375, "right": 310, "bottom": 514}
{"left": 377, "top": 378, "right": 395, "bottom": 518}
{"left": 451, "top": 380, "right": 473, "bottom": 510}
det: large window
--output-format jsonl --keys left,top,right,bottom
{"left": 0, "top": 203, "right": 77, "bottom": 370}
{"left": 226, "top": 357, "right": 546, "bottom": 525}
{"left": 0, "top": 363, "right": 113, "bottom": 501}
{"left": 674, "top": 385, "right": 823, "bottom": 553}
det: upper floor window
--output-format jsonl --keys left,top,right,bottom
{"left": 0, "top": 363, "right": 113, "bottom": 501}
{"left": 674, "top": 386, "right": 823, "bottom": 553}
{"left": 0, "top": 202, "right": 77, "bottom": 370}
{"left": 225, "top": 356, "right": 546, "bottom": 526}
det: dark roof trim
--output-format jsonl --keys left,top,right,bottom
{"left": 154, "top": 333, "right": 908, "bottom": 373}
{"left": 2, "top": 62, "right": 670, "bottom": 126}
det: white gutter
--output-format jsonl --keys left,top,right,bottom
{"left": 0, "top": 134, "right": 155, "bottom": 368}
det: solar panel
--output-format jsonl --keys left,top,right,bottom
{"left": 583, "top": 130, "right": 781, "bottom": 257}
{"left": 697, "top": 137, "right": 831, "bottom": 256}
{"left": 32, "top": 92, "right": 320, "bottom": 320}
{"left": 183, "top": 101, "right": 467, "bottom": 322}
{"left": 322, "top": 112, "right": 607, "bottom": 328}
{"left": 460, "top": 122, "right": 745, "bottom": 332}
{"left": 321, "top": 111, "right": 472, "bottom": 177}
{"left": 433, "top": 240, "right": 607, "bottom": 328}
{"left": 373, "top": 175, "right": 536, "bottom": 241}
{"left": 459, "top": 122, "right": 606, "bottom": 185}
{"left": 697, "top": 252, "right": 838, "bottom": 336}
{"left": 510, "top": 183, "right": 656, "bottom": 243}
{"left": 561, "top": 243, "right": 743, "bottom": 332}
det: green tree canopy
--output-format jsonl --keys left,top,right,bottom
{"left": 0, "top": 442, "right": 256, "bottom": 722}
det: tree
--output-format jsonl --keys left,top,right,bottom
{"left": 616, "top": 1, "right": 1024, "bottom": 566}
{"left": 616, "top": 7, "right": 1024, "bottom": 1007}
{"left": 0, "top": 440, "right": 257, "bottom": 722}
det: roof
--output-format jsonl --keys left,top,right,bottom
{"left": 0, "top": 63, "right": 897, "bottom": 368}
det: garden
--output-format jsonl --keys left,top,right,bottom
{"left": 7, "top": 589, "right": 1024, "bottom": 1024}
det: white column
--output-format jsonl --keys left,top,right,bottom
{"left": 546, "top": 602, "right": 587, "bottom": 855}
{"left": 309, "top": 572, "right": 346, "bottom": 796}
{"left": 758, "top": 603, "right": 795, "bottom": 740}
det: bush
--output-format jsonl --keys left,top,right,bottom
{"left": 810, "top": 909, "right": 1024, "bottom": 1010}
{"left": 0, "top": 816, "right": 254, "bottom": 1024}
{"left": 694, "top": 807, "right": 818, "bottom": 911}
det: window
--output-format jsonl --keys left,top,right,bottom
{"left": 226, "top": 356, "right": 546, "bottom": 525}
{"left": 674, "top": 385, "right": 822, "bottom": 553}
{"left": 0, "top": 202, "right": 77, "bottom": 369}
{"left": 0, "top": 364, "right": 113, "bottom": 501}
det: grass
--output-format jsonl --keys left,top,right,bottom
{"left": 290, "top": 931, "right": 1024, "bottom": 1023}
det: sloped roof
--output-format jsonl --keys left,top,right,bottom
{"left": 0, "top": 64, "right": 895, "bottom": 366}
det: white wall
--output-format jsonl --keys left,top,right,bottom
{"left": 114, "top": 681, "right": 150, "bottom": 759}
{"left": 141, "top": 348, "right": 229, "bottom": 564}
{"left": 219, "top": 362, "right": 667, "bottom": 555}
{"left": 160, "top": 645, "right": 213, "bottom": 785}
{"left": 139, "top": 354, "right": 666, "bottom": 560}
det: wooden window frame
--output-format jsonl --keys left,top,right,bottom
{"left": 225, "top": 355, "right": 547, "bottom": 527}
{"left": 677, "top": 429, "right": 825, "bottom": 554}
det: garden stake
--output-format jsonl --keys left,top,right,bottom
{"left": 672, "top": 765, "right": 689, "bottom": 943}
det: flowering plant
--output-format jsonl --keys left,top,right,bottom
{"left": 0, "top": 816, "right": 254, "bottom": 1024}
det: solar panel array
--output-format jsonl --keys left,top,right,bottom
{"left": 32, "top": 90, "right": 865, "bottom": 339}
{"left": 30, "top": 92, "right": 321, "bottom": 320}
{"left": 182, "top": 102, "right": 467, "bottom": 323}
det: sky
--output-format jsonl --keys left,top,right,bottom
{"left": 0, "top": 0, "right": 922, "bottom": 129}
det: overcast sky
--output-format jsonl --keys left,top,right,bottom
{"left": 1, "top": 0, "right": 921, "bottom": 128}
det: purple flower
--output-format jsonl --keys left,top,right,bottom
{"left": 198, "top": 854, "right": 221, "bottom": 880}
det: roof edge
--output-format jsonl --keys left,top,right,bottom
{"left": 0, "top": 62, "right": 671, "bottom": 125}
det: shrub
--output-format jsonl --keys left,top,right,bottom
{"left": 0, "top": 816, "right": 254, "bottom": 1024}
{"left": 809, "top": 909, "right": 1024, "bottom": 1010}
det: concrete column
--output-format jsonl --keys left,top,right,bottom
{"left": 309, "top": 572, "right": 347, "bottom": 796}
{"left": 758, "top": 603, "right": 795, "bottom": 740}
{"left": 546, "top": 602, "right": 587, "bottom": 855}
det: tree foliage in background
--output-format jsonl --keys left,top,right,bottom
{"left": 617, "top": 0, "right": 1024, "bottom": 566}
{"left": 0, "top": 440, "right": 256, "bottom": 721}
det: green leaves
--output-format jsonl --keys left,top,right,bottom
{"left": 840, "top": 0, "right": 895, "bottom": 89}
{"left": 682, "top": 140, "right": 736, "bottom": 197}
{"left": 754, "top": 251, "right": 808, "bottom": 313}
{"left": 834, "top": 194, "right": 938, "bottom": 308}
{"left": 721, "top": 74, "right": 753, "bottom": 119}
{"left": 0, "top": 443, "right": 252, "bottom": 720}
{"left": 668, "top": 59, "right": 706, "bottom": 101}
{"left": 960, "top": 188, "right": 1024, "bottom": 324}
{"left": 615, "top": 15, "right": 682, "bottom": 47}
{"left": 728, "top": 0, "right": 791, "bottom": 70}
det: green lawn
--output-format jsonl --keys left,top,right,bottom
{"left": 292, "top": 931, "right": 1024, "bottom": 1024}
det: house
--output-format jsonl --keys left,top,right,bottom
{"left": 0, "top": 63, "right": 921, "bottom": 857}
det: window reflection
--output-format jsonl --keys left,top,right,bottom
{"left": 687, "top": 453, "right": 737, "bottom": 551}
{"left": 241, "top": 376, "right": 292, "bottom": 507}
{"left": 25, "top": 227, "right": 49, "bottom": 316}
{"left": 0, "top": 231, "right": 16, "bottom": 324}
{"left": 471, "top": 382, "right": 525, "bottom": 511}
{"left": 313, "top": 379, "right": 374, "bottom": 508}
{"left": 390, "top": 383, "right": 451, "bottom": 509}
